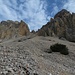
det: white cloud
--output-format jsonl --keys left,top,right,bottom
{"left": 0, "top": 0, "right": 19, "bottom": 21}
{"left": 0, "top": 0, "right": 49, "bottom": 31}
{"left": 63, "top": 0, "right": 75, "bottom": 13}
{"left": 51, "top": 3, "right": 59, "bottom": 17}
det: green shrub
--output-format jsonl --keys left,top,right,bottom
{"left": 50, "top": 43, "right": 69, "bottom": 55}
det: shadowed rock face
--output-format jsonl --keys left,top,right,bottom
{"left": 37, "top": 9, "right": 75, "bottom": 42}
{"left": 0, "top": 20, "right": 30, "bottom": 39}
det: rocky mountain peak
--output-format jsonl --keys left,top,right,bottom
{"left": 54, "top": 9, "right": 70, "bottom": 18}
{"left": 0, "top": 20, "right": 30, "bottom": 39}
{"left": 37, "top": 9, "right": 75, "bottom": 42}
{"left": 19, "top": 20, "right": 30, "bottom": 36}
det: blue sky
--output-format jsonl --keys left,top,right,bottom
{"left": 0, "top": 0, "right": 75, "bottom": 31}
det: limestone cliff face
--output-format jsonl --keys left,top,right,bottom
{"left": 37, "top": 9, "right": 75, "bottom": 42}
{"left": 0, "top": 20, "right": 30, "bottom": 39}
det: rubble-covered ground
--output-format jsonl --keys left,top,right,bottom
{"left": 0, "top": 35, "right": 75, "bottom": 75}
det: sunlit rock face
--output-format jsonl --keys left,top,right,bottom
{"left": 37, "top": 9, "right": 75, "bottom": 42}
{"left": 0, "top": 20, "right": 30, "bottom": 39}
{"left": 19, "top": 20, "right": 30, "bottom": 36}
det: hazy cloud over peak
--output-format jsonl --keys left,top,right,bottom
{"left": 63, "top": 0, "right": 75, "bottom": 13}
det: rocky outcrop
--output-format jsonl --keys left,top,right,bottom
{"left": 37, "top": 9, "right": 75, "bottom": 42}
{"left": 0, "top": 20, "right": 30, "bottom": 39}
{"left": 19, "top": 20, "right": 30, "bottom": 36}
